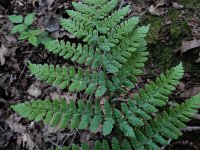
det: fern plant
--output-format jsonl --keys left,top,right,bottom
{"left": 11, "top": 0, "right": 200, "bottom": 149}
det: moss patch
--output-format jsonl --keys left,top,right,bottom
{"left": 144, "top": 15, "right": 164, "bottom": 44}
{"left": 180, "top": 0, "right": 200, "bottom": 9}
{"left": 142, "top": 6, "right": 196, "bottom": 70}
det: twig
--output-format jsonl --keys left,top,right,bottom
{"left": 69, "top": 130, "right": 78, "bottom": 148}
{"left": 181, "top": 126, "right": 200, "bottom": 132}
{"left": 16, "top": 62, "right": 27, "bottom": 85}
{"left": 46, "top": 137, "right": 62, "bottom": 149}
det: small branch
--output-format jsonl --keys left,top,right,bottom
{"left": 46, "top": 137, "right": 62, "bottom": 149}
{"left": 181, "top": 126, "right": 200, "bottom": 132}
{"left": 69, "top": 130, "right": 78, "bottom": 148}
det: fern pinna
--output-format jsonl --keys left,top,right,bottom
{"left": 11, "top": 0, "right": 200, "bottom": 149}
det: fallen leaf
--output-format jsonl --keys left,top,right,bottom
{"left": 43, "top": 16, "right": 60, "bottom": 32}
{"left": 148, "top": 5, "right": 166, "bottom": 16}
{"left": 175, "top": 39, "right": 200, "bottom": 54}
{"left": 188, "top": 17, "right": 200, "bottom": 39}
{"left": 180, "top": 86, "right": 200, "bottom": 98}
{"left": 28, "top": 82, "right": 42, "bottom": 97}
{"left": 172, "top": 2, "right": 184, "bottom": 9}
{"left": 6, "top": 115, "right": 39, "bottom": 150}
{"left": 22, "top": 133, "right": 37, "bottom": 150}
{"left": 156, "top": 0, "right": 167, "bottom": 7}
{"left": 0, "top": 44, "right": 8, "bottom": 65}
{"left": 180, "top": 39, "right": 200, "bottom": 53}
{"left": 47, "top": 0, "right": 54, "bottom": 8}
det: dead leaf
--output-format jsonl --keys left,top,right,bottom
{"left": 148, "top": 5, "right": 166, "bottom": 16}
{"left": 22, "top": 133, "right": 37, "bottom": 150}
{"left": 156, "top": 0, "right": 166, "bottom": 7}
{"left": 0, "top": 44, "right": 8, "bottom": 65}
{"left": 180, "top": 86, "right": 200, "bottom": 98}
{"left": 28, "top": 82, "right": 42, "bottom": 97}
{"left": 188, "top": 17, "right": 200, "bottom": 39}
{"left": 172, "top": 2, "right": 184, "bottom": 9}
{"left": 47, "top": 0, "right": 54, "bottom": 8}
{"left": 180, "top": 39, "right": 200, "bottom": 53}
{"left": 6, "top": 115, "right": 39, "bottom": 150}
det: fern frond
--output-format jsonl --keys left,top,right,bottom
{"left": 29, "top": 62, "right": 108, "bottom": 97}
{"left": 114, "top": 109, "right": 136, "bottom": 137}
{"left": 107, "top": 17, "right": 140, "bottom": 46}
{"left": 82, "top": 0, "right": 108, "bottom": 7}
{"left": 67, "top": 10, "right": 94, "bottom": 27}
{"left": 103, "top": 100, "right": 115, "bottom": 136}
{"left": 60, "top": 18, "right": 95, "bottom": 44}
{"left": 90, "top": 100, "right": 102, "bottom": 132}
{"left": 133, "top": 63, "right": 184, "bottom": 114}
{"left": 99, "top": 5, "right": 130, "bottom": 33}
{"left": 72, "top": 2, "right": 95, "bottom": 17}
{"left": 96, "top": 0, "right": 118, "bottom": 18}
{"left": 109, "top": 44, "right": 148, "bottom": 92}
{"left": 131, "top": 94, "right": 200, "bottom": 149}
{"left": 56, "top": 138, "right": 130, "bottom": 150}
{"left": 11, "top": 99, "right": 115, "bottom": 134}
{"left": 45, "top": 40, "right": 95, "bottom": 65}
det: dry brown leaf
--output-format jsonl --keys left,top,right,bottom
{"left": 188, "top": 17, "right": 200, "bottom": 39}
{"left": 6, "top": 115, "right": 39, "bottom": 150}
{"left": 148, "top": 5, "right": 166, "bottom": 16}
{"left": 172, "top": 2, "right": 184, "bottom": 9}
{"left": 47, "top": 0, "right": 54, "bottom": 8}
{"left": 180, "top": 39, "right": 200, "bottom": 53}
{"left": 0, "top": 44, "right": 8, "bottom": 65}
{"left": 180, "top": 86, "right": 200, "bottom": 98}
{"left": 156, "top": 0, "right": 166, "bottom": 7}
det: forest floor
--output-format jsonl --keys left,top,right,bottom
{"left": 0, "top": 0, "right": 200, "bottom": 149}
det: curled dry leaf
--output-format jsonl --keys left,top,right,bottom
{"left": 0, "top": 44, "right": 9, "bottom": 65}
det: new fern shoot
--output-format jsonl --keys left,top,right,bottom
{"left": 11, "top": 0, "right": 200, "bottom": 150}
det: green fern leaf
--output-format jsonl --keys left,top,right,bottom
{"left": 102, "top": 101, "right": 115, "bottom": 136}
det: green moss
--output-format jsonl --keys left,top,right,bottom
{"left": 168, "top": 9, "right": 180, "bottom": 21}
{"left": 149, "top": 45, "right": 174, "bottom": 70}
{"left": 142, "top": 7, "right": 195, "bottom": 70}
{"left": 170, "top": 21, "right": 191, "bottom": 38}
{"left": 168, "top": 9, "right": 191, "bottom": 39}
{"left": 143, "top": 16, "right": 164, "bottom": 44}
{"left": 180, "top": 0, "right": 200, "bottom": 9}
